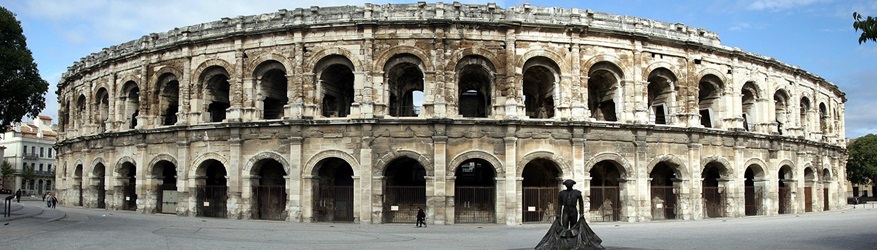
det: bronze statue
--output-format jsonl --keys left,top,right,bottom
{"left": 535, "top": 179, "right": 604, "bottom": 250}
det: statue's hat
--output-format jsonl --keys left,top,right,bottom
{"left": 562, "top": 179, "right": 576, "bottom": 186}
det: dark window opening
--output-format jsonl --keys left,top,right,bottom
{"left": 700, "top": 109, "right": 712, "bottom": 128}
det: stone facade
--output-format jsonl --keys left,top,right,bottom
{"left": 55, "top": 3, "right": 847, "bottom": 225}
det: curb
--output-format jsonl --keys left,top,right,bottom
{"left": 0, "top": 204, "right": 46, "bottom": 222}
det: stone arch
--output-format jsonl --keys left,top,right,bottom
{"left": 190, "top": 152, "right": 230, "bottom": 177}
{"left": 91, "top": 82, "right": 112, "bottom": 100}
{"left": 149, "top": 65, "right": 184, "bottom": 87}
{"left": 147, "top": 154, "right": 179, "bottom": 176}
{"left": 822, "top": 164, "right": 833, "bottom": 181}
{"left": 373, "top": 46, "right": 434, "bottom": 72}
{"left": 742, "top": 158, "right": 769, "bottom": 178}
{"left": 700, "top": 155, "right": 734, "bottom": 177}
{"left": 582, "top": 54, "right": 628, "bottom": 79}
{"left": 192, "top": 59, "right": 236, "bottom": 85}
{"left": 444, "top": 47, "right": 503, "bottom": 73}
{"left": 516, "top": 150, "right": 572, "bottom": 178}
{"left": 645, "top": 154, "right": 689, "bottom": 179}
{"left": 374, "top": 149, "right": 432, "bottom": 176}
{"left": 776, "top": 159, "right": 796, "bottom": 178}
{"left": 518, "top": 49, "right": 570, "bottom": 73}
{"left": 115, "top": 74, "right": 140, "bottom": 95}
{"left": 802, "top": 162, "right": 817, "bottom": 181}
{"left": 306, "top": 47, "right": 363, "bottom": 73}
{"left": 89, "top": 157, "right": 106, "bottom": 177}
{"left": 643, "top": 62, "right": 680, "bottom": 80}
{"left": 696, "top": 68, "right": 729, "bottom": 90}
{"left": 447, "top": 150, "right": 505, "bottom": 177}
{"left": 304, "top": 150, "right": 361, "bottom": 177}
{"left": 243, "top": 151, "right": 291, "bottom": 175}
{"left": 246, "top": 51, "right": 293, "bottom": 77}
{"left": 72, "top": 159, "right": 84, "bottom": 177}
{"left": 113, "top": 156, "right": 137, "bottom": 175}
{"left": 584, "top": 152, "right": 633, "bottom": 177}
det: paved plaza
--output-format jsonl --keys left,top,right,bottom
{"left": 2, "top": 196, "right": 877, "bottom": 249}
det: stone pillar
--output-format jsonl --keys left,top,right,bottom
{"left": 287, "top": 136, "right": 303, "bottom": 221}
{"left": 176, "top": 140, "right": 189, "bottom": 216}
{"left": 300, "top": 175, "right": 315, "bottom": 222}
{"left": 504, "top": 136, "right": 518, "bottom": 225}
{"left": 240, "top": 175, "right": 258, "bottom": 219}
{"left": 371, "top": 176, "right": 384, "bottom": 223}
{"left": 358, "top": 140, "right": 372, "bottom": 224}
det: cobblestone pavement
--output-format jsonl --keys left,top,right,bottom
{"left": 2, "top": 199, "right": 877, "bottom": 250}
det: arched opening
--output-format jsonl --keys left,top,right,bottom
{"left": 454, "top": 159, "right": 496, "bottom": 223}
{"left": 647, "top": 68, "right": 676, "bottom": 125}
{"left": 702, "top": 162, "right": 727, "bottom": 218}
{"left": 774, "top": 90, "right": 790, "bottom": 135}
{"left": 819, "top": 103, "right": 828, "bottom": 134}
{"left": 313, "top": 158, "right": 354, "bottom": 222}
{"left": 590, "top": 160, "right": 622, "bottom": 222}
{"left": 823, "top": 169, "right": 831, "bottom": 211}
{"left": 804, "top": 167, "right": 815, "bottom": 212}
{"left": 118, "top": 162, "right": 137, "bottom": 211}
{"left": 744, "top": 165, "right": 765, "bottom": 216}
{"left": 199, "top": 66, "right": 230, "bottom": 123}
{"left": 94, "top": 88, "right": 110, "bottom": 132}
{"left": 741, "top": 82, "right": 759, "bottom": 131}
{"left": 76, "top": 95, "right": 86, "bottom": 130}
{"left": 74, "top": 164, "right": 83, "bottom": 206}
{"left": 255, "top": 61, "right": 288, "bottom": 120}
{"left": 698, "top": 74, "right": 724, "bottom": 128}
{"left": 385, "top": 54, "right": 425, "bottom": 117}
{"left": 196, "top": 160, "right": 227, "bottom": 218}
{"left": 778, "top": 165, "right": 793, "bottom": 214}
{"left": 382, "top": 157, "right": 426, "bottom": 223}
{"left": 121, "top": 81, "right": 140, "bottom": 129}
{"left": 153, "top": 160, "right": 177, "bottom": 214}
{"left": 252, "top": 159, "right": 287, "bottom": 220}
{"left": 588, "top": 62, "right": 622, "bottom": 122}
{"left": 522, "top": 57, "right": 557, "bottom": 119}
{"left": 650, "top": 162, "right": 678, "bottom": 220}
{"left": 457, "top": 56, "right": 493, "bottom": 118}
{"left": 156, "top": 73, "right": 179, "bottom": 126}
{"left": 93, "top": 163, "right": 106, "bottom": 209}
{"left": 522, "top": 159, "right": 561, "bottom": 223}
{"left": 37, "top": 179, "right": 43, "bottom": 195}
{"left": 800, "top": 97, "right": 811, "bottom": 133}
{"left": 316, "top": 56, "right": 355, "bottom": 118}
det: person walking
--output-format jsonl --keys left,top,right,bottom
{"left": 46, "top": 193, "right": 52, "bottom": 207}
{"left": 14, "top": 189, "right": 21, "bottom": 203}
{"left": 51, "top": 195, "right": 58, "bottom": 209}
{"left": 416, "top": 207, "right": 426, "bottom": 228}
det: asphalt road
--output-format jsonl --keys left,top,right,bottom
{"left": 2, "top": 198, "right": 876, "bottom": 250}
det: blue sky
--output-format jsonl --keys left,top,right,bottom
{"left": 3, "top": 0, "right": 876, "bottom": 138}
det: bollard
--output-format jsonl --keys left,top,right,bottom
{"left": 4, "top": 195, "right": 13, "bottom": 217}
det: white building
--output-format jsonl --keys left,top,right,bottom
{"left": 1, "top": 116, "right": 58, "bottom": 195}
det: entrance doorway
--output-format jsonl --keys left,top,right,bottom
{"left": 118, "top": 162, "right": 137, "bottom": 211}
{"left": 591, "top": 160, "right": 622, "bottom": 222}
{"left": 454, "top": 159, "right": 496, "bottom": 223}
{"left": 744, "top": 166, "right": 764, "bottom": 216}
{"left": 196, "top": 160, "right": 227, "bottom": 218}
{"left": 153, "top": 161, "right": 177, "bottom": 214}
{"left": 778, "top": 165, "right": 792, "bottom": 214}
{"left": 522, "top": 159, "right": 560, "bottom": 223}
{"left": 650, "top": 162, "right": 677, "bottom": 220}
{"left": 702, "top": 162, "right": 725, "bottom": 218}
{"left": 93, "top": 164, "right": 106, "bottom": 208}
{"left": 382, "top": 157, "right": 426, "bottom": 223}
{"left": 253, "top": 159, "right": 287, "bottom": 220}
{"left": 313, "top": 158, "right": 354, "bottom": 222}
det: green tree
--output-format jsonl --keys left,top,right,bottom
{"left": 21, "top": 165, "right": 35, "bottom": 186}
{"left": 0, "top": 7, "right": 48, "bottom": 128}
{"left": 0, "top": 161, "right": 14, "bottom": 189}
{"left": 847, "top": 134, "right": 877, "bottom": 184}
{"left": 853, "top": 12, "right": 877, "bottom": 44}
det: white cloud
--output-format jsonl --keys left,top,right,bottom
{"left": 747, "top": 0, "right": 833, "bottom": 11}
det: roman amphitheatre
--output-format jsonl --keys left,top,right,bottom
{"left": 54, "top": 2, "right": 847, "bottom": 225}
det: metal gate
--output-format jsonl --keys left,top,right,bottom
{"left": 523, "top": 187, "right": 558, "bottom": 223}
{"left": 254, "top": 185, "right": 287, "bottom": 220}
{"left": 123, "top": 183, "right": 137, "bottom": 211}
{"left": 196, "top": 185, "right": 228, "bottom": 218}
{"left": 314, "top": 185, "right": 354, "bottom": 222}
{"left": 778, "top": 187, "right": 791, "bottom": 214}
{"left": 161, "top": 190, "right": 178, "bottom": 214}
{"left": 591, "top": 186, "right": 620, "bottom": 222}
{"left": 650, "top": 186, "right": 676, "bottom": 220}
{"left": 454, "top": 186, "right": 495, "bottom": 223}
{"left": 383, "top": 186, "right": 425, "bottom": 223}
{"left": 805, "top": 187, "right": 813, "bottom": 212}
{"left": 702, "top": 187, "right": 725, "bottom": 218}
{"left": 823, "top": 188, "right": 829, "bottom": 211}
{"left": 745, "top": 187, "right": 763, "bottom": 216}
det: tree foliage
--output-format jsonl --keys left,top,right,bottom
{"left": 0, "top": 161, "right": 13, "bottom": 188}
{"left": 21, "top": 165, "right": 35, "bottom": 183}
{"left": 0, "top": 7, "right": 48, "bottom": 128}
{"left": 853, "top": 12, "right": 877, "bottom": 44}
{"left": 847, "top": 134, "right": 877, "bottom": 184}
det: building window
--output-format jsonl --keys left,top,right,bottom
{"left": 22, "top": 146, "right": 26, "bottom": 155}
{"left": 39, "top": 164, "right": 43, "bottom": 171}
{"left": 40, "top": 147, "right": 44, "bottom": 157}
{"left": 31, "top": 147, "right": 35, "bottom": 155}
{"left": 47, "top": 164, "right": 52, "bottom": 172}
{"left": 48, "top": 149, "right": 52, "bottom": 158}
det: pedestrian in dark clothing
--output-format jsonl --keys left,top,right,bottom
{"left": 51, "top": 195, "right": 57, "bottom": 209}
{"left": 416, "top": 207, "right": 426, "bottom": 228}
{"left": 14, "top": 189, "right": 21, "bottom": 203}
